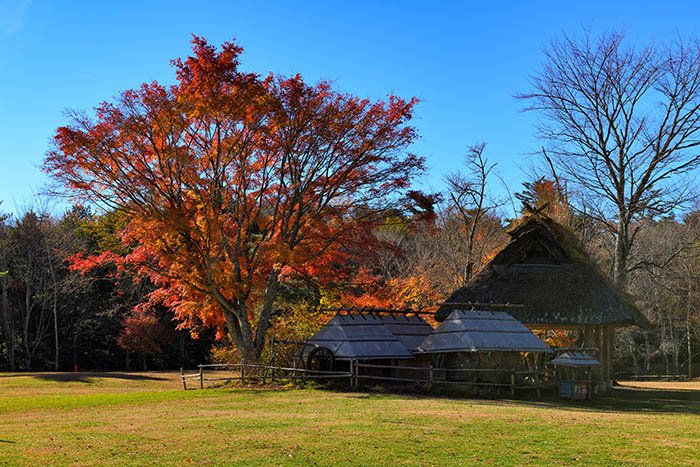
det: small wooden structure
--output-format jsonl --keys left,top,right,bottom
{"left": 436, "top": 215, "right": 649, "bottom": 391}
{"left": 550, "top": 351, "right": 600, "bottom": 400}
{"left": 416, "top": 309, "right": 552, "bottom": 388}
{"left": 301, "top": 311, "right": 433, "bottom": 378}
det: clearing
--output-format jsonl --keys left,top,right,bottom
{"left": 0, "top": 372, "right": 698, "bottom": 465}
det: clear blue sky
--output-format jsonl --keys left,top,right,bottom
{"left": 2, "top": 0, "right": 700, "bottom": 215}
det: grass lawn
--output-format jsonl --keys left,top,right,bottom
{"left": 0, "top": 372, "right": 698, "bottom": 466}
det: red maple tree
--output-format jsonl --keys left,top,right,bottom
{"left": 45, "top": 37, "right": 424, "bottom": 362}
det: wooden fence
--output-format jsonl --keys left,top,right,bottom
{"left": 180, "top": 363, "right": 351, "bottom": 390}
{"left": 353, "top": 362, "right": 546, "bottom": 396}
{"left": 182, "top": 361, "right": 547, "bottom": 395}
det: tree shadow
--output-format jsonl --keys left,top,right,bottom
{"left": 0, "top": 372, "right": 169, "bottom": 383}
{"left": 473, "top": 385, "right": 700, "bottom": 416}
{"left": 331, "top": 383, "right": 700, "bottom": 416}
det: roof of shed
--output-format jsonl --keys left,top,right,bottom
{"left": 375, "top": 315, "right": 434, "bottom": 353}
{"left": 550, "top": 351, "right": 600, "bottom": 367}
{"left": 436, "top": 215, "right": 649, "bottom": 328}
{"left": 306, "top": 314, "right": 414, "bottom": 360}
{"left": 416, "top": 310, "right": 553, "bottom": 354}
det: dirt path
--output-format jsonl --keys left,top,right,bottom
{"left": 618, "top": 379, "right": 700, "bottom": 391}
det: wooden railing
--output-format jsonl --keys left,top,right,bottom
{"left": 180, "top": 363, "right": 351, "bottom": 390}
{"left": 183, "top": 361, "right": 547, "bottom": 396}
{"left": 353, "top": 362, "right": 546, "bottom": 396}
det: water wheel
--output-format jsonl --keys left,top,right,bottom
{"left": 306, "top": 346, "right": 335, "bottom": 375}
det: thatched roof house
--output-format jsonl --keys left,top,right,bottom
{"left": 435, "top": 215, "right": 647, "bottom": 389}
{"left": 436, "top": 215, "right": 647, "bottom": 328}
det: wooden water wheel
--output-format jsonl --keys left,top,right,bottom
{"left": 306, "top": 346, "right": 335, "bottom": 374}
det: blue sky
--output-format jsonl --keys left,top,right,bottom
{"left": 2, "top": 0, "right": 700, "bottom": 215}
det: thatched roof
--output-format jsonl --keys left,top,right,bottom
{"left": 436, "top": 215, "right": 649, "bottom": 328}
{"left": 416, "top": 310, "right": 553, "bottom": 354}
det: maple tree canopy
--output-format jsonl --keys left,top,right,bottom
{"left": 45, "top": 37, "right": 424, "bottom": 361}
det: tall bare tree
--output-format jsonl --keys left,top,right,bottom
{"left": 444, "top": 143, "right": 505, "bottom": 285}
{"left": 519, "top": 30, "right": 700, "bottom": 287}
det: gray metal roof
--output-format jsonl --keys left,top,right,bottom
{"left": 416, "top": 309, "right": 553, "bottom": 354}
{"left": 550, "top": 351, "right": 600, "bottom": 367}
{"left": 306, "top": 314, "right": 414, "bottom": 360}
{"left": 375, "top": 315, "right": 433, "bottom": 352}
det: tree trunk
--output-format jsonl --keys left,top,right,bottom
{"left": 72, "top": 332, "right": 78, "bottom": 371}
{"left": 45, "top": 236, "right": 59, "bottom": 371}
{"left": 23, "top": 284, "right": 32, "bottom": 370}
{"left": 1, "top": 276, "right": 15, "bottom": 370}
{"left": 687, "top": 307, "right": 693, "bottom": 378}
{"left": 643, "top": 331, "right": 651, "bottom": 373}
{"left": 613, "top": 218, "right": 629, "bottom": 288}
{"left": 629, "top": 339, "right": 639, "bottom": 376}
{"left": 224, "top": 309, "right": 261, "bottom": 364}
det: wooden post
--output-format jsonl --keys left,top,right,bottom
{"left": 350, "top": 360, "right": 357, "bottom": 389}
{"left": 510, "top": 372, "right": 515, "bottom": 397}
{"left": 181, "top": 367, "right": 187, "bottom": 390}
{"left": 535, "top": 371, "right": 541, "bottom": 398}
{"left": 241, "top": 359, "right": 246, "bottom": 385}
{"left": 427, "top": 362, "right": 433, "bottom": 391}
{"left": 199, "top": 366, "right": 204, "bottom": 389}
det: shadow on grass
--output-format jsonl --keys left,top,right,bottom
{"left": 196, "top": 379, "right": 700, "bottom": 415}
{"left": 313, "top": 381, "right": 700, "bottom": 416}
{"left": 503, "top": 386, "right": 700, "bottom": 416}
{"left": 396, "top": 384, "right": 700, "bottom": 416}
{"left": 0, "top": 372, "right": 169, "bottom": 383}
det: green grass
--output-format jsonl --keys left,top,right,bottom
{"left": 0, "top": 372, "right": 699, "bottom": 466}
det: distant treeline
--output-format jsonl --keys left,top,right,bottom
{"left": 0, "top": 206, "right": 215, "bottom": 371}
{"left": 1, "top": 193, "right": 698, "bottom": 376}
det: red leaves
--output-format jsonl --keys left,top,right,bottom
{"left": 45, "top": 36, "right": 424, "bottom": 349}
{"left": 68, "top": 251, "right": 122, "bottom": 274}
{"left": 117, "top": 311, "right": 171, "bottom": 356}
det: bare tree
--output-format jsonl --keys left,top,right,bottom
{"left": 444, "top": 143, "right": 505, "bottom": 285}
{"left": 519, "top": 30, "right": 700, "bottom": 287}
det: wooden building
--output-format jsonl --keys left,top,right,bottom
{"left": 302, "top": 312, "right": 433, "bottom": 378}
{"left": 416, "top": 309, "right": 553, "bottom": 385}
{"left": 435, "top": 215, "right": 649, "bottom": 390}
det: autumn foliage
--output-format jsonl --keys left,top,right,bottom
{"left": 45, "top": 37, "right": 424, "bottom": 361}
{"left": 117, "top": 312, "right": 171, "bottom": 369}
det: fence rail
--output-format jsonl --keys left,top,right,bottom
{"left": 180, "top": 363, "right": 351, "bottom": 390}
{"left": 183, "top": 361, "right": 548, "bottom": 396}
{"left": 353, "top": 362, "right": 546, "bottom": 396}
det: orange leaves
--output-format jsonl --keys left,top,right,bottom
{"left": 339, "top": 268, "right": 440, "bottom": 311}
{"left": 45, "top": 36, "right": 423, "bottom": 357}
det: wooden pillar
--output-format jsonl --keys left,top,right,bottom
{"left": 606, "top": 327, "right": 615, "bottom": 389}
{"left": 593, "top": 325, "right": 616, "bottom": 391}
{"left": 583, "top": 326, "right": 604, "bottom": 393}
